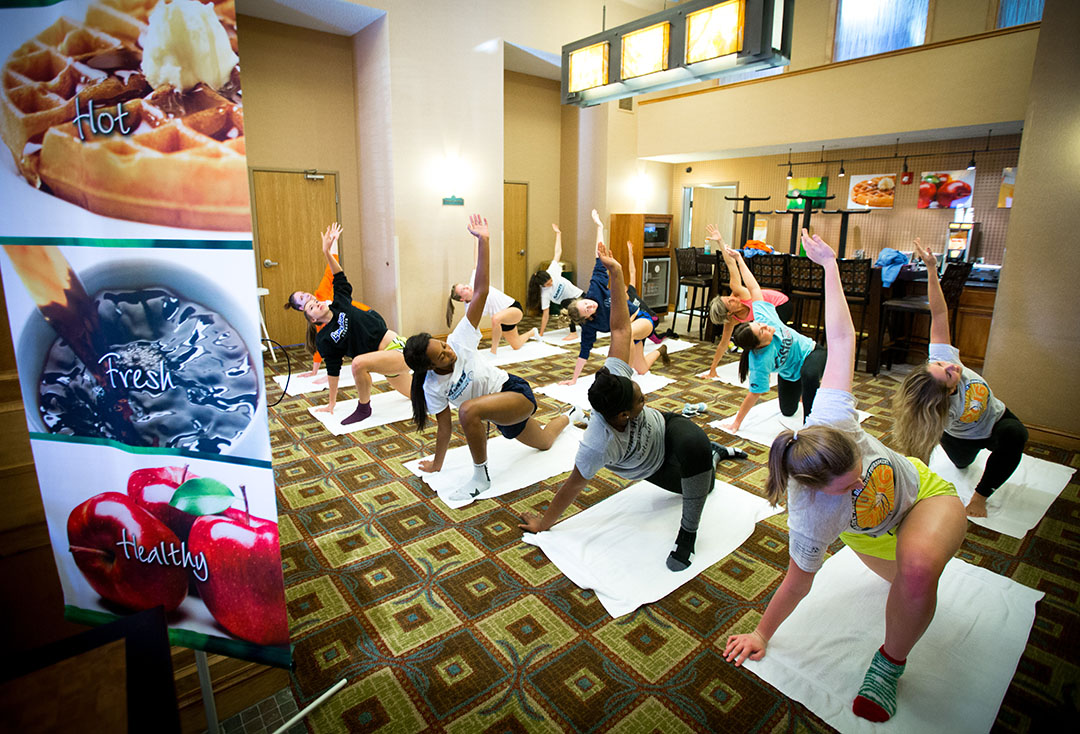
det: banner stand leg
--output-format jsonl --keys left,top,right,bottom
{"left": 195, "top": 650, "right": 220, "bottom": 734}
{"left": 270, "top": 679, "right": 347, "bottom": 734}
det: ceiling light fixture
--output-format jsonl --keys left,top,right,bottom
{"left": 786, "top": 148, "right": 793, "bottom": 179}
{"left": 902, "top": 156, "right": 909, "bottom": 174}
{"left": 967, "top": 152, "right": 977, "bottom": 171}
{"left": 838, "top": 160, "right": 846, "bottom": 177}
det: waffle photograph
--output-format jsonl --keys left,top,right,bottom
{"left": 0, "top": 0, "right": 249, "bottom": 233}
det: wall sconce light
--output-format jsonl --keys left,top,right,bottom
{"left": 838, "top": 160, "right": 846, "bottom": 177}
{"left": 967, "top": 152, "right": 977, "bottom": 171}
{"left": 562, "top": 0, "right": 791, "bottom": 107}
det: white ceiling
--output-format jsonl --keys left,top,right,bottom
{"left": 236, "top": 0, "right": 383, "bottom": 36}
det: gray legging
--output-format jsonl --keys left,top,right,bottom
{"left": 777, "top": 344, "right": 827, "bottom": 418}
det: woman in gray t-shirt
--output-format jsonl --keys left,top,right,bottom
{"left": 891, "top": 239, "right": 1027, "bottom": 518}
{"left": 724, "top": 230, "right": 968, "bottom": 725}
{"left": 519, "top": 239, "right": 744, "bottom": 571}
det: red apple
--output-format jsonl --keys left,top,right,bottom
{"left": 67, "top": 492, "right": 188, "bottom": 612}
{"left": 127, "top": 465, "right": 201, "bottom": 542}
{"left": 189, "top": 504, "right": 288, "bottom": 646}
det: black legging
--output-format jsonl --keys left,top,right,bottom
{"left": 645, "top": 413, "right": 715, "bottom": 535}
{"left": 775, "top": 300, "right": 795, "bottom": 324}
{"left": 777, "top": 344, "right": 827, "bottom": 418}
{"left": 939, "top": 408, "right": 1028, "bottom": 497}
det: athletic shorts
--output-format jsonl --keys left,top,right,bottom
{"left": 381, "top": 335, "right": 406, "bottom": 377}
{"left": 839, "top": 457, "right": 958, "bottom": 561}
{"left": 502, "top": 301, "right": 524, "bottom": 331}
{"left": 496, "top": 373, "right": 537, "bottom": 439}
{"left": 631, "top": 309, "right": 659, "bottom": 344}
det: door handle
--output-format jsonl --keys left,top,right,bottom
{"left": 518, "top": 250, "right": 525, "bottom": 256}
{"left": 263, "top": 258, "right": 278, "bottom": 268}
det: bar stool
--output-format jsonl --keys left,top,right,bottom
{"left": 255, "top": 287, "right": 277, "bottom": 362}
{"left": 675, "top": 247, "right": 710, "bottom": 338}
{"left": 789, "top": 256, "right": 824, "bottom": 341}
{"left": 879, "top": 261, "right": 973, "bottom": 369}
{"left": 837, "top": 258, "right": 872, "bottom": 362}
{"left": 748, "top": 253, "right": 790, "bottom": 292}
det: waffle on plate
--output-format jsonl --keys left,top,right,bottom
{"left": 0, "top": 0, "right": 249, "bottom": 230}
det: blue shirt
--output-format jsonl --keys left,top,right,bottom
{"left": 577, "top": 258, "right": 639, "bottom": 359}
{"left": 747, "top": 301, "right": 817, "bottom": 393}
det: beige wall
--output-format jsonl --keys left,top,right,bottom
{"left": 237, "top": 16, "right": 363, "bottom": 290}
{"left": 668, "top": 134, "right": 1020, "bottom": 264}
{"left": 637, "top": 27, "right": 1038, "bottom": 160}
{"left": 984, "top": 0, "right": 1080, "bottom": 437}
{"left": 504, "top": 71, "right": 562, "bottom": 277}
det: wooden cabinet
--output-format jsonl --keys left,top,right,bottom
{"left": 955, "top": 285, "right": 996, "bottom": 368}
{"left": 609, "top": 213, "right": 674, "bottom": 311}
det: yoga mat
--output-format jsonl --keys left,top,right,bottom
{"left": 480, "top": 339, "right": 570, "bottom": 367}
{"left": 536, "top": 327, "right": 608, "bottom": 346}
{"left": 307, "top": 390, "right": 415, "bottom": 435}
{"left": 743, "top": 546, "right": 1043, "bottom": 734}
{"left": 709, "top": 400, "right": 870, "bottom": 447}
{"left": 696, "top": 361, "right": 778, "bottom": 389}
{"left": 523, "top": 480, "right": 782, "bottom": 618}
{"left": 928, "top": 447, "right": 1075, "bottom": 539}
{"left": 403, "top": 426, "right": 584, "bottom": 509}
{"left": 591, "top": 338, "right": 697, "bottom": 358}
{"left": 274, "top": 368, "right": 388, "bottom": 396}
{"left": 535, "top": 371, "right": 676, "bottom": 411}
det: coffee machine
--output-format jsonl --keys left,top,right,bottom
{"left": 943, "top": 221, "right": 979, "bottom": 274}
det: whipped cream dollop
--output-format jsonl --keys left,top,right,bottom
{"left": 141, "top": 0, "right": 238, "bottom": 91}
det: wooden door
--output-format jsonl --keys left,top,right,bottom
{"left": 689, "top": 185, "right": 735, "bottom": 249}
{"left": 251, "top": 170, "right": 339, "bottom": 347}
{"left": 503, "top": 182, "right": 528, "bottom": 303}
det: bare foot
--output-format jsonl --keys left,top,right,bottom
{"left": 562, "top": 334, "right": 577, "bottom": 341}
{"left": 523, "top": 328, "right": 537, "bottom": 340}
{"left": 966, "top": 493, "right": 988, "bottom": 517}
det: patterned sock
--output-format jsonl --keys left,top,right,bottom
{"left": 340, "top": 401, "right": 372, "bottom": 425}
{"left": 449, "top": 462, "right": 491, "bottom": 502}
{"left": 852, "top": 646, "right": 906, "bottom": 722}
{"left": 666, "top": 527, "right": 697, "bottom": 571}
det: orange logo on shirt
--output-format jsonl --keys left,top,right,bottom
{"left": 959, "top": 382, "right": 989, "bottom": 424}
{"left": 852, "top": 459, "right": 895, "bottom": 530}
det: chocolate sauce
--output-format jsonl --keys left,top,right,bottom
{"left": 38, "top": 286, "right": 260, "bottom": 453}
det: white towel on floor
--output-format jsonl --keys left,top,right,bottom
{"left": 307, "top": 390, "right": 414, "bottom": 434}
{"left": 743, "top": 546, "right": 1043, "bottom": 734}
{"left": 479, "top": 339, "right": 570, "bottom": 367}
{"left": 403, "top": 426, "right": 584, "bottom": 509}
{"left": 928, "top": 447, "right": 1075, "bottom": 539}
{"left": 709, "top": 400, "right": 870, "bottom": 447}
{"left": 523, "top": 480, "right": 781, "bottom": 618}
{"left": 697, "top": 361, "right": 778, "bottom": 389}
{"left": 592, "top": 338, "right": 697, "bottom": 358}
{"left": 537, "top": 327, "right": 608, "bottom": 346}
{"left": 274, "top": 369, "right": 388, "bottom": 396}
{"left": 536, "top": 371, "right": 676, "bottom": 411}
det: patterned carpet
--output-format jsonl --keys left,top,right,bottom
{"left": 266, "top": 316, "right": 1080, "bottom": 733}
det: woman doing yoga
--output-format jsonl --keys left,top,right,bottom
{"left": 406, "top": 215, "right": 575, "bottom": 502}
{"left": 724, "top": 229, "right": 968, "bottom": 724}
{"left": 719, "top": 244, "right": 824, "bottom": 433}
{"left": 527, "top": 223, "right": 583, "bottom": 340}
{"left": 520, "top": 238, "right": 745, "bottom": 570}
{"left": 891, "top": 239, "right": 1028, "bottom": 517}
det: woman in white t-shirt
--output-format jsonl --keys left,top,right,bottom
{"left": 891, "top": 239, "right": 1027, "bottom": 518}
{"left": 526, "top": 223, "right": 584, "bottom": 341}
{"left": 724, "top": 229, "right": 967, "bottom": 725}
{"left": 405, "top": 215, "right": 575, "bottom": 502}
{"left": 447, "top": 245, "right": 536, "bottom": 354}
{"left": 519, "top": 239, "right": 746, "bottom": 571}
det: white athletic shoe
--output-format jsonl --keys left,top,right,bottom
{"left": 566, "top": 405, "right": 590, "bottom": 427}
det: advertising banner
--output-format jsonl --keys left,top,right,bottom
{"left": 846, "top": 173, "right": 897, "bottom": 209}
{"left": 918, "top": 169, "right": 975, "bottom": 209}
{"left": 786, "top": 176, "right": 828, "bottom": 209}
{"left": 0, "top": 0, "right": 289, "bottom": 667}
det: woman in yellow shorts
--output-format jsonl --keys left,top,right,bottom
{"left": 724, "top": 229, "right": 967, "bottom": 724}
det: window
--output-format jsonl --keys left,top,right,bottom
{"left": 833, "top": 0, "right": 929, "bottom": 63}
{"left": 997, "top": 0, "right": 1043, "bottom": 28}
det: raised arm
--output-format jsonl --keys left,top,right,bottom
{"left": 551, "top": 223, "right": 562, "bottom": 263}
{"left": 710, "top": 224, "right": 751, "bottom": 300}
{"left": 592, "top": 208, "right": 604, "bottom": 258}
{"left": 914, "top": 238, "right": 951, "bottom": 344}
{"left": 626, "top": 240, "right": 637, "bottom": 289}
{"left": 731, "top": 246, "right": 762, "bottom": 301}
{"left": 600, "top": 241, "right": 630, "bottom": 364}
{"left": 801, "top": 229, "right": 853, "bottom": 394}
{"left": 322, "top": 223, "right": 343, "bottom": 273}
{"left": 465, "top": 215, "right": 490, "bottom": 328}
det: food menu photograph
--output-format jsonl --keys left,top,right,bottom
{"left": 846, "top": 172, "right": 896, "bottom": 209}
{"left": 918, "top": 168, "right": 976, "bottom": 209}
{"left": 0, "top": 0, "right": 288, "bottom": 668}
